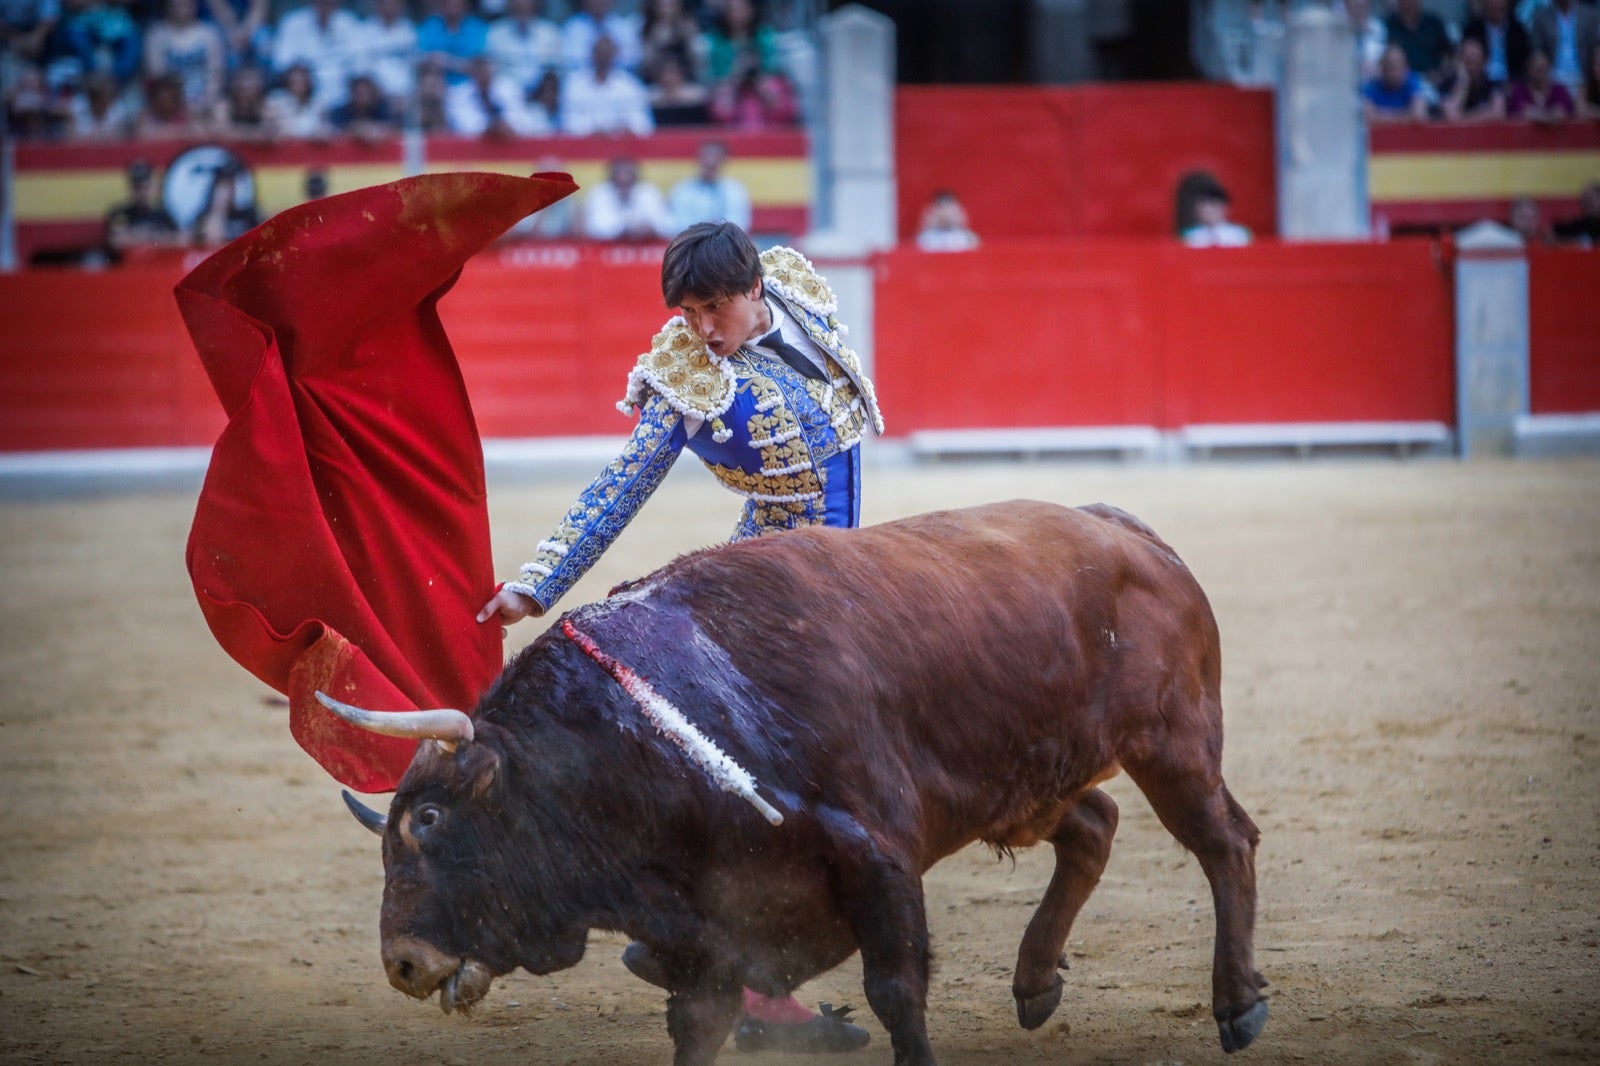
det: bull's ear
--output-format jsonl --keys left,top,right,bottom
{"left": 457, "top": 742, "right": 501, "bottom": 800}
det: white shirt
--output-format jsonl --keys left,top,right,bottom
{"left": 560, "top": 67, "right": 653, "bottom": 136}
{"left": 273, "top": 6, "right": 365, "bottom": 106}
{"left": 486, "top": 15, "right": 562, "bottom": 90}
{"left": 445, "top": 74, "right": 549, "bottom": 136}
{"left": 582, "top": 179, "right": 673, "bottom": 240}
{"left": 668, "top": 174, "right": 753, "bottom": 233}
{"left": 561, "top": 10, "right": 642, "bottom": 72}
{"left": 353, "top": 15, "right": 417, "bottom": 100}
{"left": 1181, "top": 222, "right": 1252, "bottom": 248}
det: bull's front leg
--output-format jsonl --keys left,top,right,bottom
{"left": 665, "top": 987, "right": 742, "bottom": 1066}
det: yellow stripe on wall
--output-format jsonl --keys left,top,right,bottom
{"left": 1370, "top": 151, "right": 1600, "bottom": 201}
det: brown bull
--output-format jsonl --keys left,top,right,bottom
{"left": 327, "top": 499, "right": 1268, "bottom": 1065}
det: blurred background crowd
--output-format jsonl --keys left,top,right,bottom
{"left": 2, "top": 0, "right": 807, "bottom": 141}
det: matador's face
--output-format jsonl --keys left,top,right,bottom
{"left": 679, "top": 280, "right": 770, "bottom": 359}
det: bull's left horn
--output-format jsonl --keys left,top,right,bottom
{"left": 314, "top": 691, "right": 475, "bottom": 751}
{"left": 341, "top": 789, "right": 388, "bottom": 836}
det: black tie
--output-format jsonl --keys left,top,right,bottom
{"left": 760, "top": 328, "right": 826, "bottom": 382}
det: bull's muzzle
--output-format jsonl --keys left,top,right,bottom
{"left": 382, "top": 935, "right": 493, "bottom": 1014}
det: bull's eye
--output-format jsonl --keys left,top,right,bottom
{"left": 415, "top": 804, "right": 443, "bottom": 828}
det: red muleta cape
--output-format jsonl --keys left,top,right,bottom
{"left": 179, "top": 171, "right": 578, "bottom": 793}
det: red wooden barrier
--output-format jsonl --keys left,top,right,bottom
{"left": 873, "top": 239, "right": 1455, "bottom": 432}
{"left": 6, "top": 239, "right": 1597, "bottom": 455}
{"left": 1529, "top": 247, "right": 1600, "bottom": 415}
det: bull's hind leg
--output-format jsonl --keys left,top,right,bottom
{"left": 1124, "top": 733, "right": 1267, "bottom": 1054}
{"left": 1012, "top": 787, "right": 1119, "bottom": 1030}
{"left": 843, "top": 863, "right": 935, "bottom": 1066}
{"left": 665, "top": 987, "right": 742, "bottom": 1066}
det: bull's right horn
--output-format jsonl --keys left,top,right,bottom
{"left": 314, "top": 691, "right": 475, "bottom": 751}
{"left": 341, "top": 789, "right": 388, "bottom": 836}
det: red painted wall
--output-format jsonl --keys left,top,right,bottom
{"left": 873, "top": 239, "right": 1456, "bottom": 432}
{"left": 1529, "top": 248, "right": 1600, "bottom": 415}
{"left": 6, "top": 238, "right": 1597, "bottom": 455}
{"left": 895, "top": 85, "right": 1276, "bottom": 242}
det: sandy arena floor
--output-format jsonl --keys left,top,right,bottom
{"left": 2, "top": 456, "right": 1597, "bottom": 1066}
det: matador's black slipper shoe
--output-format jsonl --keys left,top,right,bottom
{"left": 733, "top": 1003, "right": 871, "bottom": 1054}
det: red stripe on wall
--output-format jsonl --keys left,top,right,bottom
{"left": 1370, "top": 123, "right": 1600, "bottom": 153}
{"left": 1375, "top": 197, "right": 1583, "bottom": 230}
{"left": 423, "top": 130, "right": 807, "bottom": 164}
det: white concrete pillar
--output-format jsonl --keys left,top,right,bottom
{"left": 1276, "top": 6, "right": 1368, "bottom": 239}
{"left": 813, "top": 4, "right": 896, "bottom": 252}
{"left": 1454, "top": 222, "right": 1530, "bottom": 458}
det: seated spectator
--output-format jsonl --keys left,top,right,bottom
{"left": 486, "top": 0, "right": 559, "bottom": 92}
{"left": 705, "top": 0, "right": 779, "bottom": 84}
{"left": 649, "top": 53, "right": 708, "bottom": 126}
{"left": 1529, "top": 0, "right": 1598, "bottom": 92}
{"left": 562, "top": 0, "right": 641, "bottom": 75}
{"left": 1462, "top": 0, "right": 1531, "bottom": 86}
{"left": 191, "top": 158, "right": 261, "bottom": 246}
{"left": 211, "top": 62, "right": 277, "bottom": 138}
{"left": 3, "top": 0, "right": 60, "bottom": 70}
{"left": 525, "top": 65, "right": 561, "bottom": 130}
{"left": 1177, "top": 171, "right": 1251, "bottom": 247}
{"left": 708, "top": 57, "right": 796, "bottom": 129}
{"left": 445, "top": 52, "right": 545, "bottom": 135}
{"left": 329, "top": 71, "right": 397, "bottom": 139}
{"left": 1508, "top": 48, "right": 1576, "bottom": 120}
{"left": 581, "top": 154, "right": 672, "bottom": 240}
{"left": 143, "top": 0, "right": 225, "bottom": 111}
{"left": 915, "top": 189, "right": 979, "bottom": 252}
{"left": 45, "top": 0, "right": 142, "bottom": 89}
{"left": 354, "top": 0, "right": 417, "bottom": 114}
{"left": 669, "top": 139, "right": 750, "bottom": 232}
{"left": 639, "top": 0, "right": 703, "bottom": 84}
{"left": 1363, "top": 44, "right": 1429, "bottom": 123}
{"left": 1551, "top": 181, "right": 1600, "bottom": 246}
{"left": 265, "top": 61, "right": 331, "bottom": 138}
{"left": 1384, "top": 0, "right": 1453, "bottom": 89}
{"left": 304, "top": 166, "right": 328, "bottom": 198}
{"left": 413, "top": 58, "right": 451, "bottom": 131}
{"left": 1507, "top": 196, "right": 1549, "bottom": 246}
{"left": 4, "top": 63, "right": 70, "bottom": 136}
{"left": 502, "top": 153, "right": 577, "bottom": 238}
{"left": 103, "top": 157, "right": 181, "bottom": 259}
{"left": 133, "top": 70, "right": 197, "bottom": 137}
{"left": 273, "top": 0, "right": 362, "bottom": 109}
{"left": 201, "top": 0, "right": 268, "bottom": 68}
{"left": 1578, "top": 41, "right": 1600, "bottom": 119}
{"left": 417, "top": 0, "right": 487, "bottom": 84}
{"left": 67, "top": 68, "right": 133, "bottom": 137}
{"left": 1440, "top": 38, "right": 1507, "bottom": 122}
{"left": 561, "top": 33, "right": 652, "bottom": 135}
{"left": 1344, "top": 0, "right": 1387, "bottom": 81}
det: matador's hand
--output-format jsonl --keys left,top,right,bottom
{"left": 477, "top": 587, "right": 544, "bottom": 626}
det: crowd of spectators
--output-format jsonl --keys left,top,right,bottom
{"left": 1352, "top": 0, "right": 1600, "bottom": 123}
{"left": 2, "top": 0, "right": 805, "bottom": 140}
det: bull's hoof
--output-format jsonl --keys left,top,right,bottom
{"left": 1014, "top": 975, "right": 1064, "bottom": 1031}
{"left": 1217, "top": 999, "right": 1269, "bottom": 1053}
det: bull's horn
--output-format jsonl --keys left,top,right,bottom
{"left": 341, "top": 789, "right": 388, "bottom": 836}
{"left": 314, "top": 690, "right": 475, "bottom": 751}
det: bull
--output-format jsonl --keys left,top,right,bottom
{"left": 325, "top": 499, "right": 1268, "bottom": 1065}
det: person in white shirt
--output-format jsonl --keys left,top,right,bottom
{"left": 561, "top": 33, "right": 653, "bottom": 135}
{"left": 915, "top": 190, "right": 980, "bottom": 252}
{"left": 446, "top": 53, "right": 549, "bottom": 135}
{"left": 561, "top": 0, "right": 641, "bottom": 73}
{"left": 352, "top": 0, "right": 417, "bottom": 109}
{"left": 582, "top": 155, "right": 674, "bottom": 241}
{"left": 668, "top": 140, "right": 753, "bottom": 233}
{"left": 1180, "top": 179, "right": 1252, "bottom": 248}
{"left": 273, "top": 0, "right": 364, "bottom": 108}
{"left": 486, "top": 0, "right": 561, "bottom": 90}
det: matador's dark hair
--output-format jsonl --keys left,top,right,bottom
{"left": 660, "top": 221, "right": 762, "bottom": 308}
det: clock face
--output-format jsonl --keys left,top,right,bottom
{"left": 161, "top": 145, "right": 257, "bottom": 229}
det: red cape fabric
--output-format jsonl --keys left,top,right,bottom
{"left": 180, "top": 171, "right": 578, "bottom": 793}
